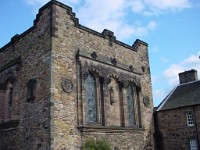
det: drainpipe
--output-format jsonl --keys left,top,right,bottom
{"left": 193, "top": 105, "right": 200, "bottom": 149}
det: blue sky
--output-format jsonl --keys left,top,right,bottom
{"left": 1, "top": 0, "right": 200, "bottom": 106}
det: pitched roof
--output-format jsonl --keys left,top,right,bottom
{"left": 156, "top": 80, "right": 200, "bottom": 111}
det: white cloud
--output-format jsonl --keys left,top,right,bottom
{"left": 153, "top": 51, "right": 200, "bottom": 106}
{"left": 154, "top": 89, "right": 168, "bottom": 100}
{"left": 75, "top": 0, "right": 158, "bottom": 41}
{"left": 25, "top": 0, "right": 158, "bottom": 42}
{"left": 25, "top": 0, "right": 48, "bottom": 6}
{"left": 147, "top": 0, "right": 191, "bottom": 10}
{"left": 163, "top": 64, "right": 184, "bottom": 86}
{"left": 163, "top": 51, "right": 200, "bottom": 87}
{"left": 26, "top": 0, "right": 79, "bottom": 6}
{"left": 24, "top": 0, "right": 196, "bottom": 42}
{"left": 131, "top": 1, "right": 145, "bottom": 13}
{"left": 25, "top": 0, "right": 79, "bottom": 12}
{"left": 130, "top": 0, "right": 192, "bottom": 15}
{"left": 181, "top": 54, "right": 200, "bottom": 65}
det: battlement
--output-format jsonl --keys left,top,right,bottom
{"left": 0, "top": 0, "right": 147, "bottom": 52}
{"left": 0, "top": 1, "right": 153, "bottom": 149}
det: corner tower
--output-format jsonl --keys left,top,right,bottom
{"left": 49, "top": 1, "right": 154, "bottom": 149}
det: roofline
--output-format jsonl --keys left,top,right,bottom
{"left": 0, "top": 0, "right": 148, "bottom": 52}
{"left": 157, "top": 104, "right": 200, "bottom": 112}
{"left": 156, "top": 79, "right": 200, "bottom": 111}
{"left": 178, "top": 78, "right": 200, "bottom": 86}
{"left": 156, "top": 86, "right": 177, "bottom": 111}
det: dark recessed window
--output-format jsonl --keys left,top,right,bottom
{"left": 26, "top": 79, "right": 37, "bottom": 102}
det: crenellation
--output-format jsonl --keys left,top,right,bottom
{"left": 0, "top": 0, "right": 154, "bottom": 149}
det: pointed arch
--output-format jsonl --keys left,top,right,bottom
{"left": 1, "top": 74, "right": 16, "bottom": 122}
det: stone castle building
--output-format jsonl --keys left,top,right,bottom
{"left": 0, "top": 0, "right": 154, "bottom": 149}
{"left": 154, "top": 70, "right": 200, "bottom": 150}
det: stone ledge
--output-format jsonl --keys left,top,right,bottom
{"left": 0, "top": 57, "right": 21, "bottom": 73}
{"left": 0, "top": 0, "right": 147, "bottom": 52}
{"left": 77, "top": 125, "right": 144, "bottom": 133}
{"left": 77, "top": 49, "right": 143, "bottom": 77}
{"left": 0, "top": 120, "right": 19, "bottom": 130}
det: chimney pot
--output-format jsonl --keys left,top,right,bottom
{"left": 178, "top": 69, "right": 198, "bottom": 84}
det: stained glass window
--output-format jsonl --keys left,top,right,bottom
{"left": 127, "top": 85, "right": 135, "bottom": 126}
{"left": 86, "top": 73, "right": 97, "bottom": 123}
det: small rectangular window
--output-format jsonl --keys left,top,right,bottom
{"left": 190, "top": 139, "right": 198, "bottom": 150}
{"left": 186, "top": 112, "right": 195, "bottom": 126}
{"left": 26, "top": 79, "right": 37, "bottom": 102}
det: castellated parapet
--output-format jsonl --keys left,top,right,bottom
{"left": 0, "top": 1, "right": 154, "bottom": 149}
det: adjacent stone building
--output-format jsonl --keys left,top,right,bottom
{"left": 154, "top": 69, "right": 200, "bottom": 150}
{"left": 0, "top": 0, "right": 154, "bottom": 149}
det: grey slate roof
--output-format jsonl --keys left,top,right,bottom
{"left": 156, "top": 80, "right": 200, "bottom": 111}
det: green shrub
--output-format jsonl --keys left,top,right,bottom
{"left": 81, "top": 138, "right": 111, "bottom": 150}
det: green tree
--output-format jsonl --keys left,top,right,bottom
{"left": 81, "top": 138, "right": 111, "bottom": 150}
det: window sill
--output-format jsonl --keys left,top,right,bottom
{"left": 26, "top": 96, "right": 36, "bottom": 102}
{"left": 0, "top": 120, "right": 19, "bottom": 130}
{"left": 77, "top": 125, "right": 144, "bottom": 133}
{"left": 187, "top": 124, "right": 195, "bottom": 128}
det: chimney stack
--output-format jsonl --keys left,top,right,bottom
{"left": 178, "top": 69, "right": 198, "bottom": 84}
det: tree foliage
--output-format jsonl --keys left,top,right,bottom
{"left": 81, "top": 138, "right": 111, "bottom": 150}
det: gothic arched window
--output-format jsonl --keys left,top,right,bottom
{"left": 85, "top": 73, "right": 97, "bottom": 123}
{"left": 127, "top": 84, "right": 136, "bottom": 126}
{"left": 2, "top": 73, "right": 15, "bottom": 122}
{"left": 5, "top": 82, "right": 14, "bottom": 121}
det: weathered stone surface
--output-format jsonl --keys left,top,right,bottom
{"left": 0, "top": 1, "right": 154, "bottom": 150}
{"left": 0, "top": 4, "right": 52, "bottom": 150}
{"left": 154, "top": 106, "right": 200, "bottom": 150}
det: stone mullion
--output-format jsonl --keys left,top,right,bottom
{"left": 95, "top": 76, "right": 101, "bottom": 124}
{"left": 133, "top": 86, "right": 139, "bottom": 126}
{"left": 81, "top": 72, "right": 88, "bottom": 125}
{"left": 100, "top": 78, "right": 105, "bottom": 126}
{"left": 1, "top": 89, "right": 6, "bottom": 122}
{"left": 0, "top": 89, "right": 3, "bottom": 123}
{"left": 77, "top": 62, "right": 83, "bottom": 125}
{"left": 12, "top": 87, "right": 16, "bottom": 121}
{"left": 119, "top": 83, "right": 125, "bottom": 127}
{"left": 122, "top": 87, "right": 129, "bottom": 127}
{"left": 4, "top": 87, "right": 9, "bottom": 122}
{"left": 136, "top": 88, "right": 142, "bottom": 128}
{"left": 13, "top": 82, "right": 19, "bottom": 121}
{"left": 103, "top": 78, "right": 110, "bottom": 126}
{"left": 9, "top": 84, "right": 14, "bottom": 121}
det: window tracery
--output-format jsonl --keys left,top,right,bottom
{"left": 77, "top": 52, "right": 142, "bottom": 130}
{"left": 0, "top": 75, "right": 16, "bottom": 123}
{"left": 0, "top": 61, "right": 20, "bottom": 126}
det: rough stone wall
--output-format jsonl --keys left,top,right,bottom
{"left": 155, "top": 106, "right": 200, "bottom": 150}
{"left": 0, "top": 1, "right": 154, "bottom": 150}
{"left": 178, "top": 69, "right": 198, "bottom": 84}
{"left": 50, "top": 1, "right": 154, "bottom": 150}
{"left": 0, "top": 4, "right": 52, "bottom": 150}
{"left": 107, "top": 78, "right": 121, "bottom": 126}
